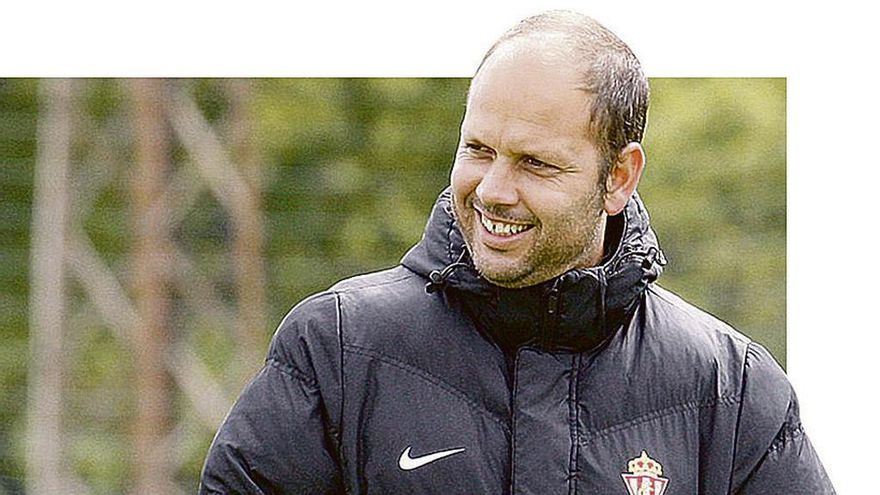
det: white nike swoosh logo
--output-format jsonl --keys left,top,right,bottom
{"left": 398, "top": 446, "right": 466, "bottom": 470}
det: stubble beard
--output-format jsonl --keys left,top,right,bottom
{"left": 453, "top": 185, "right": 607, "bottom": 289}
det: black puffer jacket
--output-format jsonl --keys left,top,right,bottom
{"left": 201, "top": 190, "right": 834, "bottom": 494}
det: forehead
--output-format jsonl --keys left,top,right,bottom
{"left": 465, "top": 38, "right": 593, "bottom": 148}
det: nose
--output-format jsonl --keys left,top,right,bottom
{"left": 476, "top": 161, "right": 518, "bottom": 207}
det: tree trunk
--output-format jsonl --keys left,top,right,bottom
{"left": 128, "top": 78, "right": 174, "bottom": 495}
{"left": 27, "top": 77, "right": 74, "bottom": 495}
{"left": 225, "top": 79, "right": 267, "bottom": 380}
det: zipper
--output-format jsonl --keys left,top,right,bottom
{"left": 541, "top": 278, "right": 562, "bottom": 348}
{"left": 547, "top": 286, "right": 560, "bottom": 316}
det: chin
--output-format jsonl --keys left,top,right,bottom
{"left": 473, "top": 256, "right": 530, "bottom": 287}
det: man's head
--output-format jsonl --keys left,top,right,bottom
{"left": 451, "top": 10, "right": 649, "bottom": 289}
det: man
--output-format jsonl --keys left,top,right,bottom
{"left": 201, "top": 11, "right": 834, "bottom": 494}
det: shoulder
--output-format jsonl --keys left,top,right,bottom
{"left": 329, "top": 264, "right": 429, "bottom": 321}
{"left": 269, "top": 265, "right": 449, "bottom": 368}
{"left": 644, "top": 284, "right": 752, "bottom": 351}
{"left": 266, "top": 288, "right": 343, "bottom": 394}
{"left": 271, "top": 265, "right": 419, "bottom": 338}
{"left": 625, "top": 285, "right": 756, "bottom": 397}
{"left": 606, "top": 284, "right": 791, "bottom": 418}
{"left": 328, "top": 265, "right": 470, "bottom": 350}
{"left": 642, "top": 286, "right": 800, "bottom": 479}
{"left": 642, "top": 284, "right": 789, "bottom": 397}
{"left": 263, "top": 266, "right": 427, "bottom": 420}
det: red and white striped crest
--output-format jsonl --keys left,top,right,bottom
{"left": 621, "top": 451, "right": 669, "bottom": 495}
{"left": 621, "top": 473, "right": 669, "bottom": 495}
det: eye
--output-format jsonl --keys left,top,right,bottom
{"left": 463, "top": 142, "right": 494, "bottom": 157}
{"left": 523, "top": 156, "right": 545, "bottom": 168}
{"left": 522, "top": 156, "right": 557, "bottom": 172}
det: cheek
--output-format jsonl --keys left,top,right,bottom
{"left": 528, "top": 188, "right": 597, "bottom": 229}
{"left": 450, "top": 159, "right": 482, "bottom": 199}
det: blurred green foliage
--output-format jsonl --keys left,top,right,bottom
{"left": 0, "top": 78, "right": 37, "bottom": 495}
{"left": 641, "top": 79, "right": 786, "bottom": 360}
{"left": 0, "top": 77, "right": 784, "bottom": 493}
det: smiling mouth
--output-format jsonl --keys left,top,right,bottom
{"left": 478, "top": 212, "right": 535, "bottom": 237}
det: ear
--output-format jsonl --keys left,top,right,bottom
{"left": 603, "top": 142, "right": 645, "bottom": 216}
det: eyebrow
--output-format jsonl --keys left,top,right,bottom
{"left": 469, "top": 136, "right": 573, "bottom": 165}
{"left": 513, "top": 144, "right": 574, "bottom": 169}
{"left": 461, "top": 122, "right": 582, "bottom": 168}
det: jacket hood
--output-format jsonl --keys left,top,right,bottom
{"left": 401, "top": 188, "right": 665, "bottom": 354}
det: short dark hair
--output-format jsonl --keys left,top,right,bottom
{"left": 476, "top": 10, "right": 649, "bottom": 173}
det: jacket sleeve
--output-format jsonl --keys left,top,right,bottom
{"left": 199, "top": 293, "right": 345, "bottom": 495}
{"left": 731, "top": 343, "right": 835, "bottom": 494}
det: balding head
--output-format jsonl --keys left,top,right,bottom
{"left": 474, "top": 10, "right": 649, "bottom": 172}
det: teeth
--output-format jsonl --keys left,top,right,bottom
{"left": 480, "top": 214, "right": 530, "bottom": 236}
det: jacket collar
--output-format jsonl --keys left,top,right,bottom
{"left": 401, "top": 188, "right": 665, "bottom": 354}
